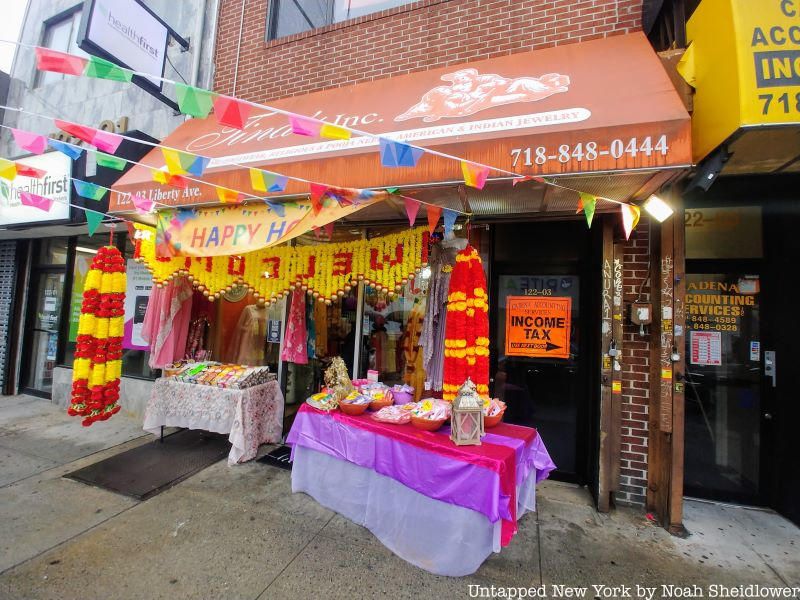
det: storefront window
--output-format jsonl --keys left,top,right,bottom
{"left": 685, "top": 206, "right": 763, "bottom": 259}
{"left": 268, "top": 0, "right": 417, "bottom": 39}
{"left": 37, "top": 238, "right": 69, "bottom": 265}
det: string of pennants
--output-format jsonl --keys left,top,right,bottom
{"left": 2, "top": 42, "right": 644, "bottom": 239}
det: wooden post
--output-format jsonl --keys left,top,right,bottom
{"left": 597, "top": 218, "right": 615, "bottom": 512}
{"left": 611, "top": 241, "right": 625, "bottom": 494}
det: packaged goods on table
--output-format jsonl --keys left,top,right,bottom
{"left": 371, "top": 405, "right": 412, "bottom": 424}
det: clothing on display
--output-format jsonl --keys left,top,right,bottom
{"left": 281, "top": 288, "right": 309, "bottom": 365}
{"left": 420, "top": 237, "right": 468, "bottom": 392}
{"left": 141, "top": 276, "right": 193, "bottom": 369}
{"left": 227, "top": 305, "right": 268, "bottom": 365}
{"left": 400, "top": 298, "right": 427, "bottom": 401}
{"left": 185, "top": 316, "right": 211, "bottom": 361}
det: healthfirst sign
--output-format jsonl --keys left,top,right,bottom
{"left": 504, "top": 297, "right": 572, "bottom": 359}
{"left": 680, "top": 0, "right": 800, "bottom": 161}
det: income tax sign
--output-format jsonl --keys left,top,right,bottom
{"left": 505, "top": 296, "right": 572, "bottom": 359}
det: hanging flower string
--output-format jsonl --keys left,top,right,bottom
{"left": 68, "top": 246, "right": 126, "bottom": 426}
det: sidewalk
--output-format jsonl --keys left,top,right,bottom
{"left": 0, "top": 395, "right": 797, "bottom": 600}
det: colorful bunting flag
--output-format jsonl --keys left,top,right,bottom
{"left": 443, "top": 208, "right": 458, "bottom": 237}
{"left": 249, "top": 169, "right": 288, "bottom": 193}
{"left": 289, "top": 115, "right": 322, "bottom": 137}
{"left": 379, "top": 138, "right": 424, "bottom": 168}
{"left": 324, "top": 222, "right": 335, "bottom": 238}
{"left": 213, "top": 96, "right": 251, "bottom": 130}
{"left": 166, "top": 175, "right": 189, "bottom": 189}
{"left": 15, "top": 164, "right": 46, "bottom": 178}
{"left": 578, "top": 192, "right": 597, "bottom": 228}
{"left": 73, "top": 179, "right": 107, "bottom": 201}
{"left": 11, "top": 129, "right": 48, "bottom": 154}
{"left": 84, "top": 56, "right": 133, "bottom": 82}
{"left": 20, "top": 191, "right": 53, "bottom": 212}
{"left": 461, "top": 161, "right": 490, "bottom": 190}
{"left": 320, "top": 123, "right": 351, "bottom": 140}
{"left": 54, "top": 120, "right": 96, "bottom": 146}
{"left": 0, "top": 159, "right": 17, "bottom": 181}
{"left": 162, "top": 148, "right": 210, "bottom": 177}
{"left": 216, "top": 187, "right": 242, "bottom": 204}
{"left": 309, "top": 183, "right": 328, "bottom": 215}
{"left": 403, "top": 196, "right": 420, "bottom": 227}
{"left": 427, "top": 205, "right": 442, "bottom": 235}
{"left": 131, "top": 193, "right": 154, "bottom": 215}
{"left": 34, "top": 47, "right": 87, "bottom": 76}
{"left": 85, "top": 210, "right": 104, "bottom": 236}
{"left": 96, "top": 152, "right": 127, "bottom": 171}
{"left": 48, "top": 139, "right": 83, "bottom": 160}
{"left": 175, "top": 83, "right": 216, "bottom": 118}
{"left": 91, "top": 130, "right": 123, "bottom": 154}
{"left": 266, "top": 201, "right": 285, "bottom": 217}
{"left": 152, "top": 170, "right": 168, "bottom": 184}
{"left": 621, "top": 203, "right": 641, "bottom": 240}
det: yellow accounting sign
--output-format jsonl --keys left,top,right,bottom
{"left": 679, "top": 0, "right": 800, "bottom": 162}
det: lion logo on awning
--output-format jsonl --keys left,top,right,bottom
{"left": 395, "top": 68, "right": 570, "bottom": 123}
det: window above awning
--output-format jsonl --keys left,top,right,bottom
{"left": 110, "top": 32, "right": 691, "bottom": 215}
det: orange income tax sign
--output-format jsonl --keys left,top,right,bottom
{"left": 505, "top": 296, "right": 572, "bottom": 359}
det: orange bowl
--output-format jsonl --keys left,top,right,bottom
{"left": 410, "top": 415, "right": 446, "bottom": 432}
{"left": 484, "top": 409, "right": 505, "bottom": 429}
{"left": 339, "top": 402, "right": 369, "bottom": 416}
{"left": 369, "top": 397, "right": 393, "bottom": 411}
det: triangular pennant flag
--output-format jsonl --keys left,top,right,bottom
{"left": 266, "top": 201, "right": 285, "bottom": 217}
{"left": 0, "top": 159, "right": 17, "bottom": 181}
{"left": 324, "top": 221, "right": 335, "bottom": 238}
{"left": 11, "top": 129, "right": 47, "bottom": 154}
{"left": 442, "top": 208, "right": 458, "bottom": 236}
{"left": 48, "top": 139, "right": 83, "bottom": 160}
{"left": 461, "top": 161, "right": 490, "bottom": 190}
{"left": 20, "top": 191, "right": 53, "bottom": 212}
{"left": 621, "top": 203, "right": 641, "bottom": 240}
{"left": 95, "top": 152, "right": 127, "bottom": 170}
{"left": 91, "top": 130, "right": 123, "bottom": 154}
{"left": 427, "top": 205, "right": 442, "bottom": 234}
{"left": 162, "top": 148, "right": 195, "bottom": 176}
{"left": 73, "top": 179, "right": 107, "bottom": 201}
{"left": 309, "top": 184, "right": 328, "bottom": 215}
{"left": 152, "top": 169, "right": 168, "bottom": 184}
{"left": 34, "top": 47, "right": 87, "bottom": 76}
{"left": 385, "top": 187, "right": 400, "bottom": 194}
{"left": 54, "top": 120, "right": 96, "bottom": 146}
{"left": 166, "top": 175, "right": 189, "bottom": 189}
{"left": 131, "top": 193, "right": 154, "bottom": 215}
{"left": 289, "top": 114, "right": 322, "bottom": 137}
{"left": 578, "top": 193, "right": 597, "bottom": 228}
{"left": 174, "top": 83, "right": 216, "bottom": 118}
{"left": 320, "top": 123, "right": 351, "bottom": 140}
{"left": 379, "top": 138, "right": 424, "bottom": 167}
{"left": 312, "top": 226, "right": 322, "bottom": 239}
{"left": 403, "top": 197, "right": 420, "bottom": 227}
{"left": 84, "top": 55, "right": 133, "bottom": 82}
{"left": 213, "top": 96, "right": 252, "bottom": 129}
{"left": 216, "top": 186, "right": 242, "bottom": 204}
{"left": 186, "top": 155, "right": 210, "bottom": 177}
{"left": 85, "top": 210, "right": 104, "bottom": 236}
{"left": 15, "top": 164, "right": 46, "bottom": 178}
{"left": 249, "top": 169, "right": 288, "bottom": 193}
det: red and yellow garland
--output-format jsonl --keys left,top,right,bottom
{"left": 442, "top": 245, "right": 490, "bottom": 400}
{"left": 68, "top": 246, "right": 126, "bottom": 426}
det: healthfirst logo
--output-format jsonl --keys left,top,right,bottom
{"left": 0, "top": 174, "right": 70, "bottom": 206}
{"left": 98, "top": 3, "right": 160, "bottom": 60}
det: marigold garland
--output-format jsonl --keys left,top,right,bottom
{"left": 69, "top": 246, "right": 126, "bottom": 426}
{"left": 442, "top": 245, "right": 490, "bottom": 401}
{"left": 132, "top": 223, "right": 429, "bottom": 305}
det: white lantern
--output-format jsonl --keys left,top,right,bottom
{"left": 450, "top": 378, "right": 484, "bottom": 446}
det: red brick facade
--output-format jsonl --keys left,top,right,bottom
{"left": 213, "top": 0, "right": 650, "bottom": 506}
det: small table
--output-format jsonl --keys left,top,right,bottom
{"left": 144, "top": 378, "right": 284, "bottom": 465}
{"left": 286, "top": 404, "right": 555, "bottom": 576}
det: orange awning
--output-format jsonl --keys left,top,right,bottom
{"left": 111, "top": 32, "right": 690, "bottom": 214}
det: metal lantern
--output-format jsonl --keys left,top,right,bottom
{"left": 450, "top": 378, "right": 485, "bottom": 446}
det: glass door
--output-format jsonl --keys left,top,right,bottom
{"left": 22, "top": 270, "right": 66, "bottom": 396}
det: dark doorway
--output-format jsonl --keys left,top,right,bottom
{"left": 489, "top": 221, "right": 598, "bottom": 484}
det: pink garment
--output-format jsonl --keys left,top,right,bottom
{"left": 280, "top": 288, "right": 308, "bottom": 365}
{"left": 141, "top": 277, "right": 193, "bottom": 369}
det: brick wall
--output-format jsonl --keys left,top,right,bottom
{"left": 618, "top": 221, "right": 651, "bottom": 506}
{"left": 214, "top": 0, "right": 643, "bottom": 101}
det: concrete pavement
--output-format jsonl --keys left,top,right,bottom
{"left": 0, "top": 395, "right": 797, "bottom": 600}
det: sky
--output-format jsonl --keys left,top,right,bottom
{"left": 0, "top": 0, "right": 29, "bottom": 73}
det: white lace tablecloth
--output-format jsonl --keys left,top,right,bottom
{"left": 143, "top": 378, "right": 284, "bottom": 465}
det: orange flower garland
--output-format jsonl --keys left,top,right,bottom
{"left": 68, "top": 246, "right": 126, "bottom": 426}
{"left": 442, "top": 245, "right": 490, "bottom": 400}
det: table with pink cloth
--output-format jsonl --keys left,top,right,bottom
{"left": 286, "top": 403, "right": 555, "bottom": 576}
{"left": 143, "top": 377, "right": 284, "bottom": 465}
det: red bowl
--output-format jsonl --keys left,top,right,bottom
{"left": 339, "top": 402, "right": 369, "bottom": 416}
{"left": 410, "top": 415, "right": 446, "bottom": 432}
{"left": 484, "top": 409, "right": 506, "bottom": 428}
{"left": 369, "top": 397, "right": 393, "bottom": 411}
